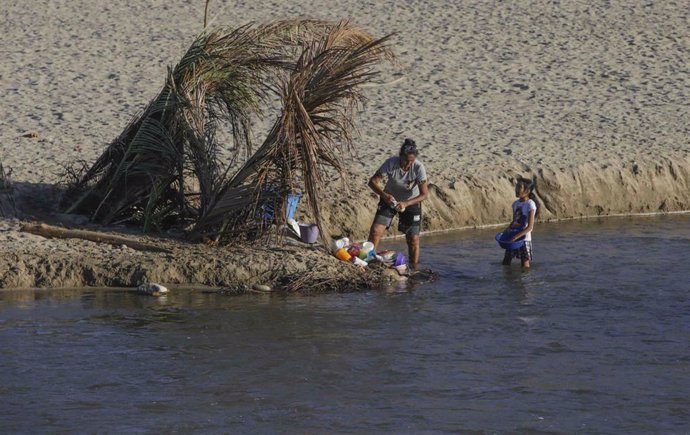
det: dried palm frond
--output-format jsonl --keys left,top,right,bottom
{"left": 62, "top": 22, "right": 302, "bottom": 225}
{"left": 277, "top": 266, "right": 381, "bottom": 293}
{"left": 62, "top": 20, "right": 348, "bottom": 228}
{"left": 62, "top": 20, "right": 393, "bottom": 244}
{"left": 61, "top": 30, "right": 245, "bottom": 227}
{"left": 197, "top": 23, "right": 394, "bottom": 244}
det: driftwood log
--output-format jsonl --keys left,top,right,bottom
{"left": 20, "top": 223, "right": 173, "bottom": 254}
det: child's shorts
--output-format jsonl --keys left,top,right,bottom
{"left": 508, "top": 240, "right": 533, "bottom": 262}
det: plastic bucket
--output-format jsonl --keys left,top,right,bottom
{"left": 334, "top": 247, "right": 351, "bottom": 262}
{"left": 299, "top": 224, "right": 319, "bottom": 244}
{"left": 495, "top": 231, "right": 526, "bottom": 250}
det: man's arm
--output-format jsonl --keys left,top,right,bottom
{"left": 397, "top": 180, "right": 428, "bottom": 209}
{"left": 368, "top": 173, "right": 395, "bottom": 205}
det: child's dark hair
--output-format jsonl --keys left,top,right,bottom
{"left": 399, "top": 138, "right": 418, "bottom": 156}
{"left": 516, "top": 176, "right": 540, "bottom": 217}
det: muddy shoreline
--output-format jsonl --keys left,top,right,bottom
{"left": 2, "top": 155, "right": 689, "bottom": 291}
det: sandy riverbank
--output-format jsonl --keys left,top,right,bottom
{"left": 1, "top": 0, "right": 688, "bottom": 289}
{"left": 0, "top": 218, "right": 395, "bottom": 291}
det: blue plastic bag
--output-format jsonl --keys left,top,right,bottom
{"left": 394, "top": 252, "right": 407, "bottom": 267}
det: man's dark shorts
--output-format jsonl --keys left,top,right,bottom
{"left": 373, "top": 199, "right": 422, "bottom": 237}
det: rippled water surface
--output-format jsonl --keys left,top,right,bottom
{"left": 1, "top": 215, "right": 689, "bottom": 433}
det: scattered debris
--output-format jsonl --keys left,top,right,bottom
{"left": 251, "top": 283, "right": 272, "bottom": 292}
{"left": 137, "top": 282, "right": 169, "bottom": 296}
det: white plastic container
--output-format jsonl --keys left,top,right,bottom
{"left": 352, "top": 257, "right": 368, "bottom": 267}
{"left": 358, "top": 241, "right": 375, "bottom": 260}
{"left": 332, "top": 237, "right": 350, "bottom": 252}
{"left": 361, "top": 241, "right": 374, "bottom": 254}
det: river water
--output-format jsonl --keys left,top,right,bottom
{"left": 1, "top": 215, "right": 689, "bottom": 433}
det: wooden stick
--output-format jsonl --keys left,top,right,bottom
{"left": 20, "top": 223, "right": 173, "bottom": 254}
{"left": 204, "top": 0, "right": 211, "bottom": 28}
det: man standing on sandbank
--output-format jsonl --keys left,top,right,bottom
{"left": 367, "top": 138, "right": 429, "bottom": 270}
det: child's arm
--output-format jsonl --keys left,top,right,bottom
{"left": 511, "top": 209, "right": 536, "bottom": 241}
{"left": 505, "top": 205, "right": 516, "bottom": 231}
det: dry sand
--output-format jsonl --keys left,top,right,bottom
{"left": 1, "top": 0, "right": 689, "bottom": 288}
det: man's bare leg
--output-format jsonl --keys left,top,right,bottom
{"left": 407, "top": 234, "right": 420, "bottom": 270}
{"left": 368, "top": 223, "right": 386, "bottom": 250}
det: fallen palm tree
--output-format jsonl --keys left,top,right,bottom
{"left": 20, "top": 223, "right": 172, "bottom": 253}
{"left": 62, "top": 19, "right": 393, "bottom": 246}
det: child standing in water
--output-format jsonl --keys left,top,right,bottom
{"left": 502, "top": 177, "right": 538, "bottom": 268}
